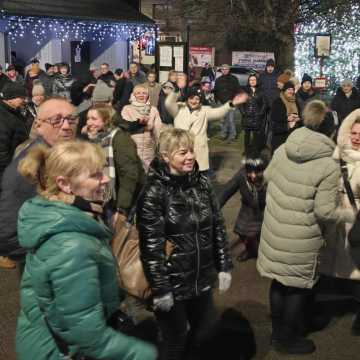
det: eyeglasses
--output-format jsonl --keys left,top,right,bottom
{"left": 41, "top": 114, "right": 79, "bottom": 128}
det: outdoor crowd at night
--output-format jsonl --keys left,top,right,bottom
{"left": 1, "top": 1, "right": 360, "bottom": 360}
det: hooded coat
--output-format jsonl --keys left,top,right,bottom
{"left": 257, "top": 127, "right": 350, "bottom": 289}
{"left": 320, "top": 109, "right": 360, "bottom": 279}
{"left": 16, "top": 196, "right": 154, "bottom": 360}
{"left": 137, "top": 158, "right": 232, "bottom": 301}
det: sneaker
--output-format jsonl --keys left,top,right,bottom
{"left": 272, "top": 336, "right": 316, "bottom": 355}
{"left": 351, "top": 311, "right": 360, "bottom": 336}
{"left": 0, "top": 256, "right": 16, "bottom": 269}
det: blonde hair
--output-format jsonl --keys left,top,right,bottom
{"left": 157, "top": 128, "right": 194, "bottom": 157}
{"left": 133, "top": 84, "right": 149, "bottom": 94}
{"left": 303, "top": 100, "right": 327, "bottom": 129}
{"left": 87, "top": 104, "right": 113, "bottom": 131}
{"left": 18, "top": 140, "right": 106, "bottom": 199}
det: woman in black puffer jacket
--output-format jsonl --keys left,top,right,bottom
{"left": 241, "top": 74, "right": 267, "bottom": 155}
{"left": 137, "top": 128, "right": 233, "bottom": 360}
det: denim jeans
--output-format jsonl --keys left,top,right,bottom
{"left": 220, "top": 109, "right": 236, "bottom": 140}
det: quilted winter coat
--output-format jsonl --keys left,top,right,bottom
{"left": 320, "top": 109, "right": 360, "bottom": 280}
{"left": 137, "top": 158, "right": 233, "bottom": 301}
{"left": 16, "top": 196, "right": 155, "bottom": 360}
{"left": 257, "top": 127, "right": 351, "bottom": 289}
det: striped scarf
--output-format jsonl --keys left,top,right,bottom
{"left": 100, "top": 128, "right": 119, "bottom": 201}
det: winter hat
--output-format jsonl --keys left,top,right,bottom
{"left": 282, "top": 81, "right": 295, "bottom": 92}
{"left": 341, "top": 79, "right": 353, "bottom": 87}
{"left": 201, "top": 76, "right": 211, "bottom": 84}
{"left": 186, "top": 86, "right": 204, "bottom": 101}
{"left": 91, "top": 80, "right": 113, "bottom": 102}
{"left": 266, "top": 59, "right": 275, "bottom": 67}
{"left": 45, "top": 63, "right": 53, "bottom": 71}
{"left": 161, "top": 81, "right": 175, "bottom": 90}
{"left": 32, "top": 82, "right": 45, "bottom": 97}
{"left": 1, "top": 82, "right": 27, "bottom": 100}
{"left": 243, "top": 155, "right": 267, "bottom": 173}
{"left": 301, "top": 73, "right": 313, "bottom": 85}
{"left": 277, "top": 73, "right": 291, "bottom": 85}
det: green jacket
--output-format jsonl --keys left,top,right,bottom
{"left": 257, "top": 127, "right": 341, "bottom": 289}
{"left": 16, "top": 196, "right": 156, "bottom": 360}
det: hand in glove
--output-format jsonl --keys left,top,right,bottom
{"left": 153, "top": 292, "right": 174, "bottom": 312}
{"left": 218, "top": 272, "right": 232, "bottom": 293}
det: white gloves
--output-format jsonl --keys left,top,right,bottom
{"left": 218, "top": 272, "right": 232, "bottom": 293}
{"left": 153, "top": 292, "right": 174, "bottom": 312}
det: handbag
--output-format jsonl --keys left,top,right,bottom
{"left": 340, "top": 158, "right": 360, "bottom": 247}
{"left": 112, "top": 212, "right": 173, "bottom": 300}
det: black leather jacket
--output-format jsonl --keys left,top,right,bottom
{"left": 137, "top": 158, "right": 232, "bottom": 301}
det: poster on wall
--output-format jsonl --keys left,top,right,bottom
{"left": 189, "top": 47, "right": 214, "bottom": 67}
{"left": 131, "top": 33, "right": 156, "bottom": 65}
{"left": 232, "top": 51, "right": 274, "bottom": 70}
{"left": 159, "top": 45, "right": 173, "bottom": 67}
{"left": 314, "top": 34, "right": 331, "bottom": 58}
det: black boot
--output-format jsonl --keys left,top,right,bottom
{"left": 272, "top": 326, "right": 316, "bottom": 355}
{"left": 352, "top": 310, "right": 360, "bottom": 336}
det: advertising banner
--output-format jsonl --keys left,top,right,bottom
{"left": 190, "top": 46, "right": 214, "bottom": 67}
{"left": 232, "top": 51, "right": 274, "bottom": 70}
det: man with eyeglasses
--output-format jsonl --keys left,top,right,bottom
{"left": 331, "top": 79, "right": 360, "bottom": 125}
{"left": 0, "top": 98, "right": 78, "bottom": 270}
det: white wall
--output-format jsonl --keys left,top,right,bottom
{"left": 90, "top": 40, "right": 128, "bottom": 71}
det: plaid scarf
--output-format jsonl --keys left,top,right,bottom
{"left": 100, "top": 128, "right": 119, "bottom": 201}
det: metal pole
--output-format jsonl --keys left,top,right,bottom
{"left": 186, "top": 24, "right": 190, "bottom": 76}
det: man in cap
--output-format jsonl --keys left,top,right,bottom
{"left": 0, "top": 97, "right": 78, "bottom": 269}
{"left": 0, "top": 82, "right": 28, "bottom": 185}
{"left": 6, "top": 64, "right": 25, "bottom": 86}
{"left": 331, "top": 79, "right": 360, "bottom": 124}
{"left": 214, "top": 64, "right": 241, "bottom": 141}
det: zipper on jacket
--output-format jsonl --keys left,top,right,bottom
{"left": 190, "top": 188, "right": 200, "bottom": 295}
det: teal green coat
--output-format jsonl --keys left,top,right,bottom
{"left": 16, "top": 196, "right": 156, "bottom": 360}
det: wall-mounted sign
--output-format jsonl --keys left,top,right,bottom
{"left": 315, "top": 34, "right": 331, "bottom": 58}
{"left": 232, "top": 51, "right": 274, "bottom": 70}
{"left": 189, "top": 47, "right": 214, "bottom": 67}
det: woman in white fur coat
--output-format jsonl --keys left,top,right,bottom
{"left": 165, "top": 87, "right": 248, "bottom": 172}
{"left": 320, "top": 108, "right": 360, "bottom": 335}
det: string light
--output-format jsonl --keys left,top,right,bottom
{"left": 1, "top": 14, "right": 156, "bottom": 45}
{"left": 295, "top": 4, "right": 360, "bottom": 93}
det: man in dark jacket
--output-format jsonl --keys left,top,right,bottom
{"left": 128, "top": 62, "right": 146, "bottom": 87}
{"left": 331, "top": 79, "right": 360, "bottom": 124}
{"left": 0, "top": 98, "right": 77, "bottom": 270}
{"left": 98, "top": 62, "right": 116, "bottom": 86}
{"left": 0, "top": 82, "right": 28, "bottom": 187}
{"left": 214, "top": 64, "right": 241, "bottom": 141}
{"left": 113, "top": 68, "right": 133, "bottom": 112}
{"left": 258, "top": 58, "right": 279, "bottom": 109}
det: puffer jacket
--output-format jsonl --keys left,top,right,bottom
{"left": 52, "top": 73, "right": 74, "bottom": 101}
{"left": 241, "top": 87, "right": 266, "bottom": 130}
{"left": 16, "top": 196, "right": 155, "bottom": 360}
{"left": 320, "top": 109, "right": 360, "bottom": 280}
{"left": 137, "top": 158, "right": 233, "bottom": 301}
{"left": 257, "top": 127, "right": 351, "bottom": 289}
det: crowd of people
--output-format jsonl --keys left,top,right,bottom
{"left": 0, "top": 55, "right": 359, "bottom": 359}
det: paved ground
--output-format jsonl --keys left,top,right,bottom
{"left": 1, "top": 124, "right": 360, "bottom": 359}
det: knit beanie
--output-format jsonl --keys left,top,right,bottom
{"left": 282, "top": 81, "right": 295, "bottom": 92}
{"left": 1, "top": 82, "right": 27, "bottom": 100}
{"left": 32, "top": 82, "right": 45, "bottom": 97}
{"left": 277, "top": 73, "right": 291, "bottom": 85}
{"left": 91, "top": 80, "right": 113, "bottom": 102}
{"left": 301, "top": 73, "right": 313, "bottom": 85}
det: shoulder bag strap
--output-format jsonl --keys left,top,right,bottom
{"left": 340, "top": 158, "right": 358, "bottom": 214}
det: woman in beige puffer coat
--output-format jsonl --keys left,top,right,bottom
{"left": 320, "top": 108, "right": 360, "bottom": 335}
{"left": 257, "top": 100, "right": 353, "bottom": 355}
